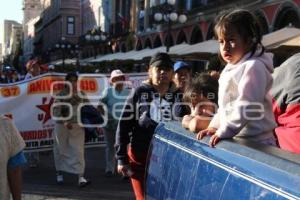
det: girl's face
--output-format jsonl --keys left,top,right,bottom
{"left": 217, "top": 27, "right": 251, "bottom": 64}
{"left": 149, "top": 66, "right": 173, "bottom": 86}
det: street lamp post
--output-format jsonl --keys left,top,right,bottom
{"left": 55, "top": 37, "right": 80, "bottom": 68}
{"left": 70, "top": 44, "right": 81, "bottom": 71}
{"left": 153, "top": 0, "right": 187, "bottom": 52}
{"left": 55, "top": 37, "right": 72, "bottom": 68}
{"left": 84, "top": 27, "right": 108, "bottom": 58}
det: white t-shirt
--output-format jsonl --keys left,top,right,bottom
{"left": 0, "top": 117, "right": 25, "bottom": 200}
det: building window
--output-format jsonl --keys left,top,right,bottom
{"left": 67, "top": 16, "right": 75, "bottom": 35}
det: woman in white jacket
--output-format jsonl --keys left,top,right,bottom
{"left": 197, "top": 9, "right": 277, "bottom": 147}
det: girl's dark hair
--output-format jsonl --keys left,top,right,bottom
{"left": 214, "top": 9, "right": 265, "bottom": 58}
{"left": 183, "top": 73, "right": 218, "bottom": 104}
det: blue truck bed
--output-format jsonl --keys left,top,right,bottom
{"left": 145, "top": 122, "right": 300, "bottom": 200}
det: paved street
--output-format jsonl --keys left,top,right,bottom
{"left": 22, "top": 147, "right": 135, "bottom": 200}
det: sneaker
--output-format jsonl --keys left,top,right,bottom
{"left": 105, "top": 171, "right": 113, "bottom": 178}
{"left": 78, "top": 177, "right": 91, "bottom": 188}
{"left": 56, "top": 174, "right": 64, "bottom": 184}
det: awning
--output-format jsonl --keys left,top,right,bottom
{"left": 170, "top": 40, "right": 219, "bottom": 60}
{"left": 88, "top": 27, "right": 300, "bottom": 63}
{"left": 89, "top": 41, "right": 219, "bottom": 63}
{"left": 51, "top": 58, "right": 77, "bottom": 65}
{"left": 262, "top": 27, "right": 300, "bottom": 49}
{"left": 277, "top": 35, "right": 300, "bottom": 48}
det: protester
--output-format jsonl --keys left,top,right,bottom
{"left": 197, "top": 9, "right": 277, "bottom": 147}
{"left": 99, "top": 69, "right": 130, "bottom": 177}
{"left": 24, "top": 59, "right": 41, "bottom": 80}
{"left": 52, "top": 72, "right": 91, "bottom": 187}
{"left": 182, "top": 73, "right": 218, "bottom": 133}
{"left": 172, "top": 61, "right": 192, "bottom": 117}
{"left": 115, "top": 52, "right": 176, "bottom": 200}
{"left": 271, "top": 53, "right": 300, "bottom": 154}
{"left": 24, "top": 59, "right": 41, "bottom": 167}
{"left": 0, "top": 116, "right": 27, "bottom": 200}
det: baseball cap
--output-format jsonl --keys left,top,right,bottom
{"left": 48, "top": 65, "right": 55, "bottom": 70}
{"left": 110, "top": 69, "right": 125, "bottom": 83}
{"left": 149, "top": 52, "right": 173, "bottom": 69}
{"left": 173, "top": 61, "right": 190, "bottom": 72}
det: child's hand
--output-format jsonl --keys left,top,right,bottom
{"left": 182, "top": 115, "right": 193, "bottom": 129}
{"left": 196, "top": 127, "right": 217, "bottom": 140}
{"left": 209, "top": 134, "right": 221, "bottom": 148}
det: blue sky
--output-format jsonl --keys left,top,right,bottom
{"left": 0, "top": 1, "right": 23, "bottom": 43}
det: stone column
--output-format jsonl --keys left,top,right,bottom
{"left": 131, "top": 0, "right": 138, "bottom": 33}
{"left": 144, "top": 0, "right": 150, "bottom": 31}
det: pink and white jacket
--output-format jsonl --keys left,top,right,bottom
{"left": 209, "top": 51, "right": 277, "bottom": 143}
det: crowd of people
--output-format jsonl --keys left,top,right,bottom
{"left": 1, "top": 8, "right": 300, "bottom": 200}
{"left": 0, "top": 58, "right": 55, "bottom": 84}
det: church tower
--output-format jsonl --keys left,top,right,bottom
{"left": 23, "top": 0, "right": 42, "bottom": 25}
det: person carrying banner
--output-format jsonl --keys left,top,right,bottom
{"left": 51, "top": 72, "right": 91, "bottom": 187}
{"left": 24, "top": 58, "right": 41, "bottom": 167}
{"left": 0, "top": 116, "right": 27, "bottom": 200}
{"left": 24, "top": 59, "right": 41, "bottom": 80}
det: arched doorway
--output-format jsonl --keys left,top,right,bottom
{"left": 190, "top": 26, "right": 203, "bottom": 44}
{"left": 121, "top": 43, "right": 126, "bottom": 52}
{"left": 176, "top": 30, "right": 187, "bottom": 44}
{"left": 144, "top": 37, "right": 152, "bottom": 49}
{"left": 136, "top": 39, "right": 142, "bottom": 50}
{"left": 164, "top": 33, "right": 174, "bottom": 48}
{"left": 153, "top": 35, "right": 162, "bottom": 48}
{"left": 254, "top": 10, "right": 269, "bottom": 35}
{"left": 273, "top": 5, "right": 300, "bottom": 31}
{"left": 206, "top": 23, "right": 215, "bottom": 40}
{"left": 114, "top": 45, "right": 120, "bottom": 53}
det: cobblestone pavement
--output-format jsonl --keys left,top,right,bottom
{"left": 22, "top": 147, "right": 134, "bottom": 200}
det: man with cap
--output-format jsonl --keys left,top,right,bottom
{"left": 48, "top": 65, "right": 55, "bottom": 72}
{"left": 24, "top": 59, "right": 41, "bottom": 80}
{"left": 99, "top": 69, "right": 130, "bottom": 177}
{"left": 173, "top": 61, "right": 192, "bottom": 117}
{"left": 173, "top": 61, "right": 191, "bottom": 93}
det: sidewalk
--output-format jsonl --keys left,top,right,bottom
{"left": 23, "top": 147, "right": 134, "bottom": 200}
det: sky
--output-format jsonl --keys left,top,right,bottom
{"left": 0, "top": 1, "right": 23, "bottom": 43}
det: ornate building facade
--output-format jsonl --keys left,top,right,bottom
{"left": 23, "top": 0, "right": 42, "bottom": 61}
{"left": 33, "top": 0, "right": 81, "bottom": 62}
{"left": 131, "top": 0, "right": 300, "bottom": 52}
{"left": 26, "top": 0, "right": 300, "bottom": 64}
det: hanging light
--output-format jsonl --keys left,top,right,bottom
{"left": 178, "top": 14, "right": 187, "bottom": 23}
{"left": 167, "top": 0, "right": 176, "bottom": 5}
{"left": 154, "top": 13, "right": 163, "bottom": 22}
{"left": 169, "top": 12, "right": 178, "bottom": 22}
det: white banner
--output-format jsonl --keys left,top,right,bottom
{"left": 0, "top": 72, "right": 147, "bottom": 152}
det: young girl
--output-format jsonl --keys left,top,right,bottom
{"left": 197, "top": 9, "right": 277, "bottom": 147}
{"left": 182, "top": 73, "right": 218, "bottom": 133}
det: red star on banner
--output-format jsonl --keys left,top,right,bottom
{"left": 36, "top": 97, "right": 54, "bottom": 124}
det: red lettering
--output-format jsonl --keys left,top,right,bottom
{"left": 20, "top": 129, "right": 53, "bottom": 140}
